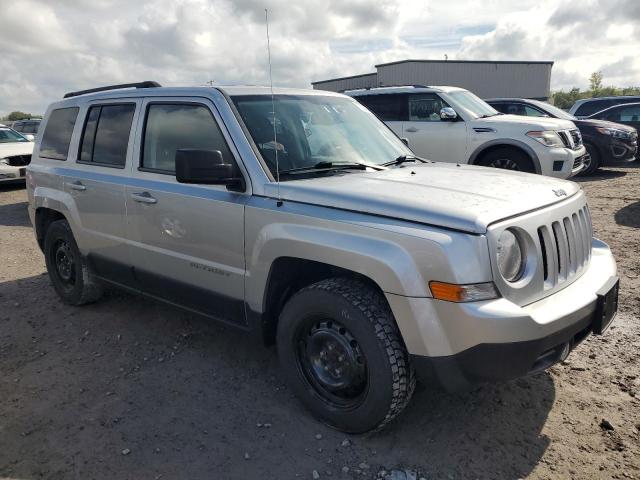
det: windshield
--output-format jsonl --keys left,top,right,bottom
{"left": 0, "top": 128, "right": 29, "bottom": 143}
{"left": 447, "top": 90, "right": 498, "bottom": 118}
{"left": 232, "top": 94, "right": 412, "bottom": 179}
{"left": 531, "top": 100, "right": 576, "bottom": 120}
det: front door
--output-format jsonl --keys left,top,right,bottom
{"left": 402, "top": 93, "right": 468, "bottom": 163}
{"left": 125, "top": 98, "right": 248, "bottom": 325}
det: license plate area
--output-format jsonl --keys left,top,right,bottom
{"left": 593, "top": 277, "right": 619, "bottom": 335}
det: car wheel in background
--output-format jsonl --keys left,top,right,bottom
{"left": 44, "top": 219, "right": 103, "bottom": 305}
{"left": 276, "top": 277, "right": 415, "bottom": 433}
{"left": 477, "top": 147, "right": 535, "bottom": 173}
{"left": 582, "top": 143, "right": 601, "bottom": 175}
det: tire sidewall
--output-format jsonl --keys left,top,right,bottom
{"left": 277, "top": 286, "right": 396, "bottom": 433}
{"left": 480, "top": 147, "right": 533, "bottom": 173}
{"left": 583, "top": 143, "right": 600, "bottom": 175}
{"left": 44, "top": 220, "right": 85, "bottom": 305}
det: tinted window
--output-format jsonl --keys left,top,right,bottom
{"left": 40, "top": 108, "right": 79, "bottom": 160}
{"left": 142, "top": 104, "right": 234, "bottom": 173}
{"left": 355, "top": 94, "right": 408, "bottom": 121}
{"left": 490, "top": 103, "right": 510, "bottom": 114}
{"left": 21, "top": 122, "right": 39, "bottom": 134}
{"left": 606, "top": 105, "right": 640, "bottom": 122}
{"left": 408, "top": 94, "right": 451, "bottom": 122}
{"left": 79, "top": 104, "right": 135, "bottom": 167}
{"left": 575, "top": 99, "right": 618, "bottom": 117}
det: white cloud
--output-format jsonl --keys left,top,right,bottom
{"left": 0, "top": 0, "right": 638, "bottom": 115}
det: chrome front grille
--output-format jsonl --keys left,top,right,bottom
{"left": 558, "top": 129, "right": 583, "bottom": 150}
{"left": 536, "top": 205, "right": 592, "bottom": 289}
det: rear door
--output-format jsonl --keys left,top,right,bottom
{"left": 125, "top": 97, "right": 248, "bottom": 325}
{"left": 402, "top": 93, "right": 467, "bottom": 162}
{"left": 354, "top": 93, "right": 407, "bottom": 137}
{"left": 66, "top": 100, "right": 140, "bottom": 284}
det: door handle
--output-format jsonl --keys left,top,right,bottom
{"left": 131, "top": 192, "right": 157, "bottom": 204}
{"left": 405, "top": 127, "right": 419, "bottom": 133}
{"left": 68, "top": 181, "right": 86, "bottom": 191}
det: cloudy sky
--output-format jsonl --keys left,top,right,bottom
{"left": 1, "top": 0, "right": 639, "bottom": 115}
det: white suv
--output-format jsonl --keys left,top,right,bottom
{"left": 346, "top": 86, "right": 586, "bottom": 178}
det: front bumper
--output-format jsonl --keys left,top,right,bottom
{"left": 606, "top": 138, "right": 637, "bottom": 164}
{"left": 537, "top": 145, "right": 587, "bottom": 179}
{"left": 386, "top": 238, "right": 617, "bottom": 392}
{"left": 0, "top": 164, "right": 26, "bottom": 182}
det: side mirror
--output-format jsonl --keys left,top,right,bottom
{"left": 440, "top": 107, "right": 458, "bottom": 121}
{"left": 175, "top": 149, "right": 245, "bottom": 191}
{"left": 400, "top": 137, "right": 409, "bottom": 147}
{"left": 24, "top": 134, "right": 35, "bottom": 141}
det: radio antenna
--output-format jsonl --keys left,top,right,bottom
{"left": 265, "top": 8, "right": 281, "bottom": 205}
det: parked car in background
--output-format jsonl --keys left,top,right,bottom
{"left": 587, "top": 102, "right": 640, "bottom": 134}
{"left": 346, "top": 86, "right": 586, "bottom": 179}
{"left": 0, "top": 126, "right": 34, "bottom": 183}
{"left": 569, "top": 96, "right": 640, "bottom": 118}
{"left": 12, "top": 119, "right": 41, "bottom": 136}
{"left": 487, "top": 98, "right": 638, "bottom": 175}
{"left": 27, "top": 82, "right": 618, "bottom": 432}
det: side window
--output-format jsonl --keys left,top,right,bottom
{"left": 615, "top": 105, "right": 640, "bottom": 121}
{"left": 503, "top": 103, "right": 526, "bottom": 116}
{"left": 79, "top": 104, "right": 135, "bottom": 167}
{"left": 141, "top": 103, "right": 234, "bottom": 174}
{"left": 490, "top": 103, "right": 509, "bottom": 114}
{"left": 408, "top": 94, "right": 450, "bottom": 122}
{"left": 356, "top": 94, "right": 408, "bottom": 121}
{"left": 40, "top": 107, "right": 79, "bottom": 160}
{"left": 576, "top": 100, "right": 608, "bottom": 117}
{"left": 523, "top": 105, "right": 547, "bottom": 117}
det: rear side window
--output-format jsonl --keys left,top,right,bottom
{"left": 355, "top": 94, "right": 408, "bottom": 121}
{"left": 141, "top": 103, "right": 234, "bottom": 174}
{"left": 40, "top": 107, "right": 79, "bottom": 160}
{"left": 79, "top": 104, "right": 135, "bottom": 167}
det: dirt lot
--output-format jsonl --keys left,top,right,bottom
{"left": 0, "top": 166, "right": 639, "bottom": 480}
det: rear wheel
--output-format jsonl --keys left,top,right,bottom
{"left": 44, "top": 220, "right": 103, "bottom": 305}
{"left": 277, "top": 278, "right": 415, "bottom": 433}
{"left": 582, "top": 143, "right": 601, "bottom": 175}
{"left": 477, "top": 147, "right": 535, "bottom": 173}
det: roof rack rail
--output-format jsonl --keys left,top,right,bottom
{"left": 63, "top": 81, "right": 162, "bottom": 99}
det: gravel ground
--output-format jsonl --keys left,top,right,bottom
{"left": 0, "top": 166, "right": 638, "bottom": 480}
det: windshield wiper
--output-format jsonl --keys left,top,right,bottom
{"left": 278, "top": 160, "right": 386, "bottom": 175}
{"left": 382, "top": 155, "right": 428, "bottom": 167}
{"left": 479, "top": 113, "right": 501, "bottom": 118}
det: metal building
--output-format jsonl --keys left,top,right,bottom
{"left": 312, "top": 59, "right": 553, "bottom": 100}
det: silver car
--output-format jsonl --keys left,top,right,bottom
{"left": 27, "top": 82, "right": 618, "bottom": 433}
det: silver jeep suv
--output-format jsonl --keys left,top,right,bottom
{"left": 27, "top": 82, "right": 618, "bottom": 433}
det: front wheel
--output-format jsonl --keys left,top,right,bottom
{"left": 582, "top": 143, "right": 601, "bottom": 175}
{"left": 277, "top": 278, "right": 415, "bottom": 433}
{"left": 477, "top": 147, "right": 535, "bottom": 173}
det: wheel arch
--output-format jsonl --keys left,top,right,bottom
{"left": 35, "top": 207, "right": 68, "bottom": 251}
{"left": 469, "top": 139, "right": 541, "bottom": 174}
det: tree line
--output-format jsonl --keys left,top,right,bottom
{"left": 552, "top": 71, "right": 640, "bottom": 110}
{"left": 1, "top": 111, "right": 42, "bottom": 121}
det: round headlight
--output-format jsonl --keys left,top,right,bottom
{"left": 497, "top": 229, "right": 524, "bottom": 282}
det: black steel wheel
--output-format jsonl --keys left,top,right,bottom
{"left": 44, "top": 219, "right": 103, "bottom": 305}
{"left": 277, "top": 278, "right": 415, "bottom": 433}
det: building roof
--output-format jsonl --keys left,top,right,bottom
{"left": 311, "top": 72, "right": 377, "bottom": 85}
{"left": 374, "top": 59, "right": 554, "bottom": 67}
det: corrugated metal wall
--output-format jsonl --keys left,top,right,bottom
{"left": 312, "top": 73, "right": 377, "bottom": 92}
{"left": 376, "top": 62, "right": 552, "bottom": 99}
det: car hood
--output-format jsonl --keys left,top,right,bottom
{"left": 0, "top": 142, "right": 34, "bottom": 157}
{"left": 478, "top": 114, "right": 576, "bottom": 131}
{"left": 264, "top": 163, "right": 580, "bottom": 234}
{"left": 575, "top": 118, "right": 637, "bottom": 132}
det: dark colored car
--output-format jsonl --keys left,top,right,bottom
{"left": 487, "top": 98, "right": 637, "bottom": 175}
{"left": 569, "top": 96, "right": 640, "bottom": 118}
{"left": 587, "top": 102, "right": 640, "bottom": 133}
{"left": 11, "top": 119, "right": 41, "bottom": 135}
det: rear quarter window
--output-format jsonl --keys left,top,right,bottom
{"left": 355, "top": 94, "right": 409, "bottom": 122}
{"left": 40, "top": 107, "right": 79, "bottom": 160}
